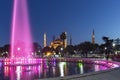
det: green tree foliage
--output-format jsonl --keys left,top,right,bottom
{"left": 102, "top": 36, "right": 113, "bottom": 54}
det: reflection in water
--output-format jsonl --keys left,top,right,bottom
{"left": 16, "top": 66, "right": 21, "bottom": 80}
{"left": 52, "top": 59, "right": 57, "bottom": 76}
{"left": 4, "top": 66, "right": 9, "bottom": 77}
{"left": 78, "top": 62, "right": 83, "bottom": 74}
{"left": 52, "top": 67, "right": 56, "bottom": 76}
{"left": 0, "top": 60, "right": 113, "bottom": 80}
{"left": 94, "top": 61, "right": 109, "bottom": 71}
{"left": 95, "top": 64, "right": 99, "bottom": 71}
{"left": 94, "top": 64, "right": 107, "bottom": 71}
{"left": 38, "top": 65, "right": 43, "bottom": 78}
{"left": 59, "top": 62, "right": 66, "bottom": 77}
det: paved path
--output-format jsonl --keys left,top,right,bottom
{"left": 36, "top": 68, "right": 120, "bottom": 80}
{"left": 68, "top": 68, "right": 120, "bottom": 80}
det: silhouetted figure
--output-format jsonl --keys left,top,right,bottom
{"left": 106, "top": 54, "right": 109, "bottom": 60}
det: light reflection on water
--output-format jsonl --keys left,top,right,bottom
{"left": 0, "top": 59, "right": 110, "bottom": 80}
{"left": 59, "top": 62, "right": 66, "bottom": 77}
{"left": 78, "top": 62, "right": 83, "bottom": 74}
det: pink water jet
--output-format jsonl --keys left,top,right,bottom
{"left": 10, "top": 0, "right": 33, "bottom": 58}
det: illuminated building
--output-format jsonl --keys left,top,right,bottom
{"left": 44, "top": 32, "right": 47, "bottom": 47}
{"left": 50, "top": 38, "right": 63, "bottom": 49}
{"left": 64, "top": 32, "right": 67, "bottom": 48}
{"left": 92, "top": 29, "right": 95, "bottom": 44}
{"left": 60, "top": 32, "right": 67, "bottom": 48}
{"left": 50, "top": 32, "right": 67, "bottom": 49}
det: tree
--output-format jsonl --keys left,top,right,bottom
{"left": 77, "top": 41, "right": 98, "bottom": 57}
{"left": 102, "top": 36, "right": 113, "bottom": 60}
{"left": 3, "top": 44, "right": 10, "bottom": 57}
{"left": 33, "top": 42, "right": 42, "bottom": 57}
{"left": 66, "top": 45, "right": 75, "bottom": 55}
{"left": 42, "top": 46, "right": 51, "bottom": 53}
{"left": 55, "top": 46, "right": 62, "bottom": 55}
{"left": 60, "top": 32, "right": 67, "bottom": 48}
{"left": 60, "top": 32, "right": 67, "bottom": 41}
{"left": 102, "top": 36, "right": 113, "bottom": 54}
{"left": 102, "top": 37, "right": 109, "bottom": 43}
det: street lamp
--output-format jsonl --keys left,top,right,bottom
{"left": 105, "top": 47, "right": 107, "bottom": 50}
{"left": 104, "top": 47, "right": 107, "bottom": 59}
{"left": 61, "top": 48, "right": 63, "bottom": 51}
{"left": 112, "top": 43, "right": 116, "bottom": 47}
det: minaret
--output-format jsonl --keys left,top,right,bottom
{"left": 64, "top": 32, "right": 67, "bottom": 48}
{"left": 92, "top": 29, "right": 95, "bottom": 44}
{"left": 44, "top": 32, "right": 47, "bottom": 47}
{"left": 52, "top": 35, "right": 55, "bottom": 41}
{"left": 70, "top": 34, "right": 72, "bottom": 45}
{"left": 60, "top": 32, "right": 67, "bottom": 48}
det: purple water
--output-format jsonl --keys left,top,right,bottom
{"left": 0, "top": 60, "right": 109, "bottom": 80}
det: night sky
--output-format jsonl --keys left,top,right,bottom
{"left": 0, "top": 0, "right": 120, "bottom": 47}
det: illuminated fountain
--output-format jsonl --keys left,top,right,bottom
{"left": 1, "top": 0, "right": 120, "bottom": 79}
{"left": 4, "top": 0, "right": 42, "bottom": 65}
{"left": 11, "top": 0, "right": 32, "bottom": 58}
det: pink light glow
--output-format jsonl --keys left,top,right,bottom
{"left": 4, "top": 58, "right": 42, "bottom": 66}
{"left": 10, "top": 0, "right": 33, "bottom": 58}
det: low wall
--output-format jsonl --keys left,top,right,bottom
{"left": 48, "top": 58, "right": 120, "bottom": 68}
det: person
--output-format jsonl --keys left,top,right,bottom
{"left": 106, "top": 54, "right": 109, "bottom": 60}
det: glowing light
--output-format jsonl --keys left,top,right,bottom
{"left": 46, "top": 52, "right": 52, "bottom": 57}
{"left": 78, "top": 62, "right": 83, "bottom": 74}
{"left": 4, "top": 66, "right": 9, "bottom": 77}
{"left": 10, "top": 0, "right": 33, "bottom": 58}
{"left": 95, "top": 64, "right": 99, "bottom": 71}
{"left": 59, "top": 62, "right": 66, "bottom": 77}
{"left": 17, "top": 47, "right": 20, "bottom": 51}
{"left": 3, "top": 58, "right": 43, "bottom": 65}
{"left": 112, "top": 64, "right": 119, "bottom": 68}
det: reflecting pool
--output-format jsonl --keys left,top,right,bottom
{"left": 0, "top": 59, "right": 111, "bottom": 80}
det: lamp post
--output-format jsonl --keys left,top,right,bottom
{"left": 104, "top": 47, "right": 107, "bottom": 59}
{"left": 112, "top": 43, "right": 116, "bottom": 54}
{"left": 60, "top": 47, "right": 63, "bottom": 57}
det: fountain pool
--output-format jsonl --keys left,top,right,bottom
{"left": 0, "top": 58, "right": 119, "bottom": 80}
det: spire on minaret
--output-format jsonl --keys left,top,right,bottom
{"left": 70, "top": 34, "right": 72, "bottom": 45}
{"left": 44, "top": 32, "right": 47, "bottom": 47}
{"left": 52, "top": 35, "right": 55, "bottom": 41}
{"left": 92, "top": 29, "right": 95, "bottom": 44}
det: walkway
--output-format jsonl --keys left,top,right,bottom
{"left": 66, "top": 68, "right": 120, "bottom": 80}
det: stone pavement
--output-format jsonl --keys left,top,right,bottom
{"left": 68, "top": 68, "right": 120, "bottom": 80}
{"left": 36, "top": 67, "right": 120, "bottom": 80}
